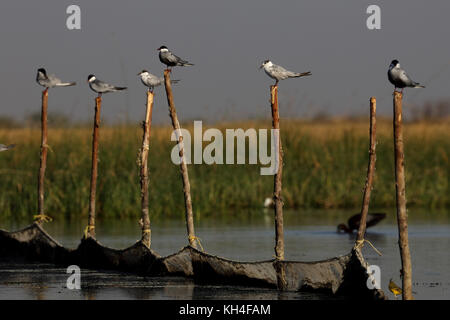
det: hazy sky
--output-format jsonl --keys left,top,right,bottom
{"left": 0, "top": 0, "right": 449, "bottom": 124}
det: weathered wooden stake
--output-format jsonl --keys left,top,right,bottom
{"left": 37, "top": 88, "right": 49, "bottom": 223}
{"left": 356, "top": 97, "right": 377, "bottom": 242}
{"left": 163, "top": 70, "right": 198, "bottom": 249}
{"left": 140, "top": 91, "right": 154, "bottom": 248}
{"left": 271, "top": 85, "right": 284, "bottom": 260}
{"left": 270, "top": 85, "right": 286, "bottom": 289}
{"left": 393, "top": 91, "right": 413, "bottom": 300}
{"left": 87, "top": 96, "right": 102, "bottom": 238}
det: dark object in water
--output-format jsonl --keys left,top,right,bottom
{"left": 0, "top": 223, "right": 385, "bottom": 299}
{"left": 337, "top": 213, "right": 386, "bottom": 233}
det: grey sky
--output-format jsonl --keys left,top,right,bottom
{"left": 0, "top": 0, "right": 449, "bottom": 124}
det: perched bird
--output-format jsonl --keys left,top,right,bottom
{"left": 157, "top": 46, "right": 194, "bottom": 70}
{"left": 36, "top": 68, "right": 76, "bottom": 88}
{"left": 337, "top": 212, "right": 386, "bottom": 233}
{"left": 0, "top": 144, "right": 15, "bottom": 152}
{"left": 388, "top": 59, "right": 425, "bottom": 93}
{"left": 87, "top": 75, "right": 127, "bottom": 96}
{"left": 260, "top": 60, "right": 311, "bottom": 85}
{"left": 389, "top": 279, "right": 402, "bottom": 298}
{"left": 137, "top": 70, "right": 180, "bottom": 91}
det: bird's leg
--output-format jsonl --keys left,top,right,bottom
{"left": 98, "top": 93, "right": 102, "bottom": 98}
{"left": 275, "top": 80, "right": 279, "bottom": 87}
{"left": 43, "top": 88, "right": 48, "bottom": 95}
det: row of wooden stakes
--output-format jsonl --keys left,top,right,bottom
{"left": 33, "top": 69, "right": 413, "bottom": 300}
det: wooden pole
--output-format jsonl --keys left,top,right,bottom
{"left": 271, "top": 85, "right": 284, "bottom": 260}
{"left": 393, "top": 91, "right": 413, "bottom": 300}
{"left": 37, "top": 88, "right": 49, "bottom": 223}
{"left": 163, "top": 70, "right": 198, "bottom": 249}
{"left": 87, "top": 96, "right": 102, "bottom": 239}
{"left": 270, "top": 85, "right": 286, "bottom": 290}
{"left": 140, "top": 91, "right": 154, "bottom": 248}
{"left": 356, "top": 97, "right": 377, "bottom": 242}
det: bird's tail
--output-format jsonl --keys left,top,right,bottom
{"left": 293, "top": 71, "right": 312, "bottom": 78}
{"left": 181, "top": 62, "right": 194, "bottom": 67}
{"left": 56, "top": 82, "right": 77, "bottom": 87}
{"left": 6, "top": 144, "right": 16, "bottom": 150}
{"left": 413, "top": 83, "right": 425, "bottom": 88}
{"left": 113, "top": 86, "right": 127, "bottom": 91}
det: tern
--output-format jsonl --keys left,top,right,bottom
{"left": 0, "top": 144, "right": 15, "bottom": 152}
{"left": 388, "top": 59, "right": 425, "bottom": 93}
{"left": 36, "top": 68, "right": 76, "bottom": 89}
{"left": 260, "top": 60, "right": 311, "bottom": 86}
{"left": 87, "top": 75, "right": 127, "bottom": 96}
{"left": 157, "top": 46, "right": 194, "bottom": 71}
{"left": 137, "top": 70, "right": 180, "bottom": 91}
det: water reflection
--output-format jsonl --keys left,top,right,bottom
{"left": 0, "top": 209, "right": 449, "bottom": 299}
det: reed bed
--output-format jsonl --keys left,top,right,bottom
{"left": 0, "top": 119, "right": 448, "bottom": 221}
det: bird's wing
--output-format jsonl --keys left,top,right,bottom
{"left": 365, "top": 213, "right": 386, "bottom": 228}
{"left": 96, "top": 80, "right": 115, "bottom": 90}
{"left": 166, "top": 52, "right": 182, "bottom": 64}
{"left": 173, "top": 53, "right": 189, "bottom": 64}
{"left": 271, "top": 64, "right": 290, "bottom": 74}
{"left": 47, "top": 74, "right": 62, "bottom": 84}
{"left": 347, "top": 214, "right": 362, "bottom": 230}
{"left": 399, "top": 69, "right": 414, "bottom": 86}
{"left": 146, "top": 75, "right": 162, "bottom": 87}
{"left": 271, "top": 64, "right": 299, "bottom": 79}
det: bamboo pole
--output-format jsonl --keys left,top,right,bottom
{"left": 393, "top": 91, "right": 413, "bottom": 300}
{"left": 356, "top": 97, "right": 377, "bottom": 242}
{"left": 139, "top": 91, "right": 154, "bottom": 248}
{"left": 270, "top": 85, "right": 286, "bottom": 289}
{"left": 163, "top": 70, "right": 198, "bottom": 249}
{"left": 36, "top": 88, "right": 49, "bottom": 223}
{"left": 86, "top": 96, "right": 102, "bottom": 239}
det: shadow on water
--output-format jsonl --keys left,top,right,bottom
{"left": 0, "top": 263, "right": 339, "bottom": 300}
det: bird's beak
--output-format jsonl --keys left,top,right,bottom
{"left": 137, "top": 72, "right": 142, "bottom": 76}
{"left": 259, "top": 64, "right": 264, "bottom": 69}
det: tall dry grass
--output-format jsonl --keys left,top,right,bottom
{"left": 0, "top": 119, "right": 448, "bottom": 222}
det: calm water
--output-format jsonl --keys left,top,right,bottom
{"left": 0, "top": 209, "right": 449, "bottom": 300}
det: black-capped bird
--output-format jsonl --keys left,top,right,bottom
{"left": 157, "top": 45, "right": 194, "bottom": 71}
{"left": 388, "top": 59, "right": 425, "bottom": 93}
{"left": 137, "top": 70, "right": 180, "bottom": 92}
{"left": 87, "top": 75, "right": 127, "bottom": 96}
{"left": 260, "top": 60, "right": 311, "bottom": 86}
{"left": 36, "top": 68, "right": 76, "bottom": 88}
